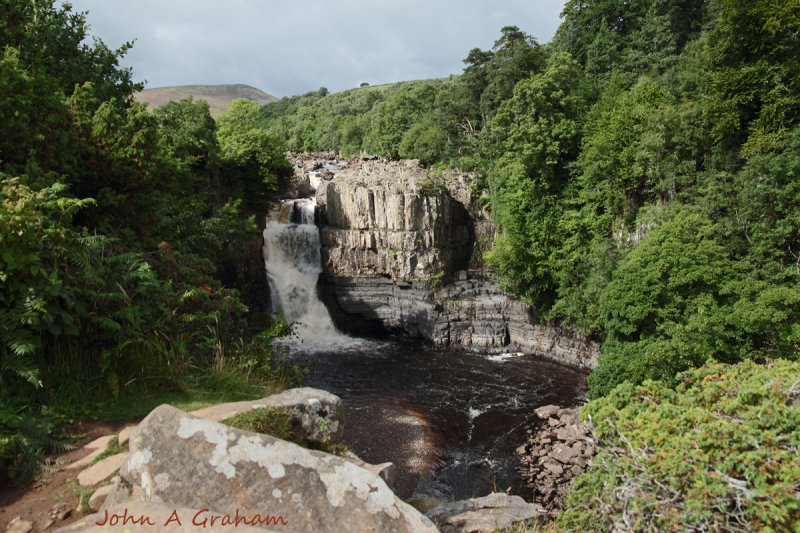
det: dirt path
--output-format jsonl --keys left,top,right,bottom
{"left": 0, "top": 420, "right": 132, "bottom": 533}
{"left": 1, "top": 398, "right": 437, "bottom": 531}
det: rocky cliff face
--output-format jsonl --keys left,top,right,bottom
{"left": 301, "top": 155, "right": 599, "bottom": 370}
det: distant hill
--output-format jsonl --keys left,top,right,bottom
{"left": 134, "top": 84, "right": 279, "bottom": 117}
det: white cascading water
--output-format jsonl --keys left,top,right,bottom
{"left": 262, "top": 198, "right": 352, "bottom": 350}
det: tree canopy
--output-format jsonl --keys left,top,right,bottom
{"left": 1, "top": 0, "right": 293, "bottom": 483}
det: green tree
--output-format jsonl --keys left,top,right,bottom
{"left": 478, "top": 27, "right": 547, "bottom": 124}
{"left": 363, "top": 83, "right": 438, "bottom": 158}
{"left": 578, "top": 80, "right": 676, "bottom": 227}
{"left": 484, "top": 51, "right": 590, "bottom": 304}
{"left": 0, "top": 49, "right": 79, "bottom": 180}
{"left": 707, "top": 0, "right": 800, "bottom": 154}
{"left": 556, "top": 0, "right": 708, "bottom": 82}
{"left": 0, "top": 0, "right": 141, "bottom": 106}
{"left": 730, "top": 125, "right": 800, "bottom": 281}
{"left": 217, "top": 99, "right": 292, "bottom": 213}
{"left": 590, "top": 207, "right": 800, "bottom": 397}
{"left": 398, "top": 121, "right": 446, "bottom": 166}
{"left": 153, "top": 97, "right": 218, "bottom": 174}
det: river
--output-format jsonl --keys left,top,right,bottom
{"left": 263, "top": 197, "right": 587, "bottom": 503}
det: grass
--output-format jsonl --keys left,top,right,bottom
{"left": 134, "top": 84, "right": 278, "bottom": 117}
{"left": 91, "top": 437, "right": 126, "bottom": 465}
{"left": 222, "top": 407, "right": 294, "bottom": 438}
{"left": 65, "top": 478, "right": 95, "bottom": 514}
{"left": 221, "top": 407, "right": 348, "bottom": 455}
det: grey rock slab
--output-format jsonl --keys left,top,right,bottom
{"left": 342, "top": 453, "right": 397, "bottom": 492}
{"left": 78, "top": 453, "right": 127, "bottom": 487}
{"left": 555, "top": 425, "right": 582, "bottom": 443}
{"left": 5, "top": 517, "right": 33, "bottom": 533}
{"left": 425, "top": 493, "right": 544, "bottom": 533}
{"left": 88, "top": 485, "right": 115, "bottom": 512}
{"left": 121, "top": 404, "right": 437, "bottom": 533}
{"left": 67, "top": 435, "right": 114, "bottom": 470}
{"left": 551, "top": 442, "right": 579, "bottom": 464}
{"left": 534, "top": 405, "right": 560, "bottom": 419}
{"left": 53, "top": 502, "right": 267, "bottom": 532}
{"left": 542, "top": 460, "right": 564, "bottom": 476}
{"left": 190, "top": 387, "right": 343, "bottom": 443}
{"left": 117, "top": 426, "right": 135, "bottom": 447}
{"left": 315, "top": 159, "right": 601, "bottom": 370}
{"left": 98, "top": 478, "right": 144, "bottom": 515}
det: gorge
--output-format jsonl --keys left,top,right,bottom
{"left": 260, "top": 154, "right": 599, "bottom": 501}
{"left": 295, "top": 154, "right": 600, "bottom": 369}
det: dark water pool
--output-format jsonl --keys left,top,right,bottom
{"left": 287, "top": 337, "right": 587, "bottom": 501}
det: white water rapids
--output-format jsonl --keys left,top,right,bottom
{"left": 262, "top": 198, "right": 357, "bottom": 351}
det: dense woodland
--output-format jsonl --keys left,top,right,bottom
{"left": 258, "top": 0, "right": 800, "bottom": 395}
{"left": 2, "top": 0, "right": 799, "bottom": 529}
{"left": 0, "top": 0, "right": 296, "bottom": 483}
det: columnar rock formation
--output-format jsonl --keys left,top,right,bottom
{"left": 306, "top": 156, "right": 600, "bottom": 370}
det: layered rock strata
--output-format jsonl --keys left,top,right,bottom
{"left": 311, "top": 157, "right": 600, "bottom": 370}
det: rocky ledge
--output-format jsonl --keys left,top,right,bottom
{"left": 517, "top": 404, "right": 595, "bottom": 514}
{"left": 303, "top": 155, "right": 600, "bottom": 370}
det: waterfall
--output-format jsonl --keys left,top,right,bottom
{"left": 262, "top": 198, "right": 350, "bottom": 350}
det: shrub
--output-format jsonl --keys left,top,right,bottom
{"left": 558, "top": 360, "right": 800, "bottom": 532}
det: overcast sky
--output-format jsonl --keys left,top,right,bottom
{"left": 63, "top": 1, "right": 568, "bottom": 97}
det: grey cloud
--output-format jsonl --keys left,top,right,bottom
{"left": 65, "top": 0, "right": 566, "bottom": 97}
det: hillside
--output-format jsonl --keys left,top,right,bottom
{"left": 135, "top": 83, "right": 278, "bottom": 117}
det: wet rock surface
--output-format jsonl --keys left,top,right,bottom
{"left": 518, "top": 405, "right": 595, "bottom": 513}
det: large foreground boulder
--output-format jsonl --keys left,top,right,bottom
{"left": 120, "top": 404, "right": 436, "bottom": 533}
{"left": 55, "top": 502, "right": 267, "bottom": 532}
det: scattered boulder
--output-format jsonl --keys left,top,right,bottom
{"left": 5, "top": 517, "right": 32, "bottom": 533}
{"left": 96, "top": 477, "right": 143, "bottom": 515}
{"left": 87, "top": 485, "right": 115, "bottom": 512}
{"left": 533, "top": 405, "right": 560, "bottom": 419}
{"left": 425, "top": 493, "right": 545, "bottom": 533}
{"left": 518, "top": 406, "right": 594, "bottom": 513}
{"left": 190, "top": 387, "right": 344, "bottom": 443}
{"left": 120, "top": 404, "right": 437, "bottom": 533}
{"left": 49, "top": 503, "right": 71, "bottom": 522}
